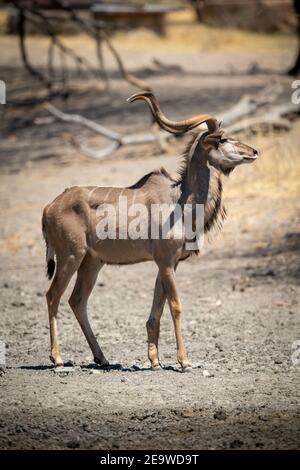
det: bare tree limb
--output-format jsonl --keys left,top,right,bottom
{"left": 45, "top": 102, "right": 171, "bottom": 144}
{"left": 263, "top": 101, "right": 300, "bottom": 120}
{"left": 225, "top": 92, "right": 300, "bottom": 134}
{"left": 71, "top": 137, "right": 120, "bottom": 160}
{"left": 54, "top": 0, "right": 152, "bottom": 91}
{"left": 47, "top": 41, "right": 55, "bottom": 79}
{"left": 43, "top": 102, "right": 122, "bottom": 142}
{"left": 24, "top": 9, "right": 98, "bottom": 78}
{"left": 43, "top": 102, "right": 172, "bottom": 160}
{"left": 95, "top": 36, "right": 111, "bottom": 93}
{"left": 103, "top": 35, "right": 152, "bottom": 92}
{"left": 17, "top": 8, "right": 52, "bottom": 89}
{"left": 217, "top": 82, "right": 283, "bottom": 126}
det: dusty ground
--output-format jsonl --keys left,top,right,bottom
{"left": 0, "top": 16, "right": 300, "bottom": 450}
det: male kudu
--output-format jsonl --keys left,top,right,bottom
{"left": 42, "top": 92, "right": 258, "bottom": 371}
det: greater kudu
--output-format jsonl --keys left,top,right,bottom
{"left": 42, "top": 92, "right": 258, "bottom": 371}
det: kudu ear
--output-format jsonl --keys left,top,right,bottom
{"left": 201, "top": 128, "right": 224, "bottom": 151}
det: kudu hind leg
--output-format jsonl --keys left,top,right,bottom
{"left": 46, "top": 252, "right": 85, "bottom": 366}
{"left": 146, "top": 274, "right": 166, "bottom": 369}
{"left": 160, "top": 266, "right": 190, "bottom": 370}
{"left": 69, "top": 254, "right": 108, "bottom": 366}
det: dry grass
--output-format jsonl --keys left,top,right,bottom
{"left": 0, "top": 8, "right": 294, "bottom": 56}
{"left": 112, "top": 9, "right": 295, "bottom": 54}
{"left": 225, "top": 121, "right": 300, "bottom": 199}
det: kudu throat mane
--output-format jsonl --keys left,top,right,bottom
{"left": 175, "top": 134, "right": 227, "bottom": 235}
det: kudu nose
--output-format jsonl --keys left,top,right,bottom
{"left": 243, "top": 147, "right": 258, "bottom": 162}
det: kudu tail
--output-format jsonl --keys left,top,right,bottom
{"left": 42, "top": 215, "right": 55, "bottom": 280}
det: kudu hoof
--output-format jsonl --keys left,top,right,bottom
{"left": 94, "top": 357, "right": 110, "bottom": 368}
{"left": 151, "top": 364, "right": 162, "bottom": 371}
{"left": 49, "top": 355, "right": 63, "bottom": 368}
{"left": 181, "top": 365, "right": 193, "bottom": 373}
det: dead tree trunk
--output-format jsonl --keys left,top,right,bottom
{"left": 288, "top": 0, "right": 300, "bottom": 76}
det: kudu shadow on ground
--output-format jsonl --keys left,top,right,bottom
{"left": 81, "top": 363, "right": 190, "bottom": 373}
{"left": 216, "top": 231, "right": 300, "bottom": 281}
{"left": 16, "top": 362, "right": 191, "bottom": 373}
{"left": 244, "top": 232, "right": 300, "bottom": 279}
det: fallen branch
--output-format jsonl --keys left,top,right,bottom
{"left": 45, "top": 102, "right": 172, "bottom": 160}
{"left": 71, "top": 137, "right": 120, "bottom": 161}
{"left": 262, "top": 101, "right": 300, "bottom": 121}
{"left": 226, "top": 95, "right": 300, "bottom": 134}
{"left": 44, "top": 102, "right": 122, "bottom": 142}
{"left": 217, "top": 82, "right": 283, "bottom": 126}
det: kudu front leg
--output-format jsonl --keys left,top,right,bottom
{"left": 146, "top": 273, "right": 166, "bottom": 370}
{"left": 160, "top": 266, "right": 190, "bottom": 371}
